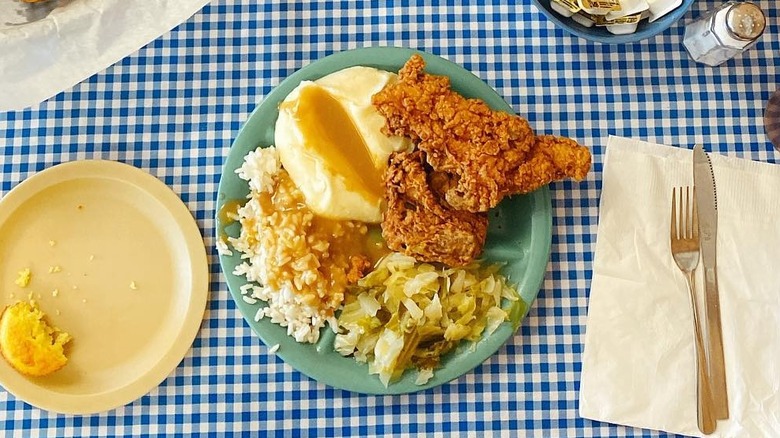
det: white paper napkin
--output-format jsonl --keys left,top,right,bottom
{"left": 0, "top": 0, "right": 209, "bottom": 112}
{"left": 579, "top": 136, "right": 780, "bottom": 437}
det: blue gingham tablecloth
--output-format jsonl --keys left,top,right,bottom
{"left": 1, "top": 1, "right": 778, "bottom": 436}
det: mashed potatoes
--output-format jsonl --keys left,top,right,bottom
{"left": 275, "top": 66, "right": 412, "bottom": 223}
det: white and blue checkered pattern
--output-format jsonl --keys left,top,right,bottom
{"left": 0, "top": 1, "right": 777, "bottom": 436}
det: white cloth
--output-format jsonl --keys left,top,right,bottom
{"left": 579, "top": 136, "right": 780, "bottom": 437}
{"left": 0, "top": 0, "right": 209, "bottom": 111}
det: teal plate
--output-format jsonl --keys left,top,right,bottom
{"left": 216, "top": 47, "right": 552, "bottom": 394}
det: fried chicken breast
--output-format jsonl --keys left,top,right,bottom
{"left": 382, "top": 151, "right": 488, "bottom": 267}
{"left": 373, "top": 54, "right": 591, "bottom": 213}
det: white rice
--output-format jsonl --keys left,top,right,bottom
{"left": 215, "top": 238, "right": 233, "bottom": 256}
{"left": 226, "top": 146, "right": 341, "bottom": 344}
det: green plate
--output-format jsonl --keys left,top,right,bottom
{"left": 216, "top": 47, "right": 552, "bottom": 394}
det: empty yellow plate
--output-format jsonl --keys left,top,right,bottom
{"left": 0, "top": 160, "right": 209, "bottom": 414}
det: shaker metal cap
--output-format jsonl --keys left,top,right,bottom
{"left": 727, "top": 2, "right": 766, "bottom": 40}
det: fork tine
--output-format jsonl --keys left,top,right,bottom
{"left": 671, "top": 187, "right": 677, "bottom": 240}
{"left": 679, "top": 186, "right": 685, "bottom": 239}
{"left": 692, "top": 187, "right": 699, "bottom": 239}
{"left": 685, "top": 187, "right": 692, "bottom": 239}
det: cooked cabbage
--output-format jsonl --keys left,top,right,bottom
{"left": 335, "top": 252, "right": 526, "bottom": 386}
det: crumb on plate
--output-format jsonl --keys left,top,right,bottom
{"left": 15, "top": 268, "right": 31, "bottom": 288}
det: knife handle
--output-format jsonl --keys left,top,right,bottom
{"left": 704, "top": 267, "right": 730, "bottom": 420}
{"left": 688, "top": 271, "right": 716, "bottom": 435}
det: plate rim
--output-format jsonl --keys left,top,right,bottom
{"left": 0, "top": 159, "right": 209, "bottom": 414}
{"left": 217, "top": 46, "right": 552, "bottom": 394}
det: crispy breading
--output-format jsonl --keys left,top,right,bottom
{"left": 346, "top": 255, "right": 372, "bottom": 285}
{"left": 373, "top": 54, "right": 591, "bottom": 213}
{"left": 511, "top": 135, "right": 591, "bottom": 191}
{"left": 432, "top": 134, "right": 592, "bottom": 209}
{"left": 382, "top": 151, "right": 488, "bottom": 267}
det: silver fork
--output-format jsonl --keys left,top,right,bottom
{"left": 671, "top": 186, "right": 716, "bottom": 435}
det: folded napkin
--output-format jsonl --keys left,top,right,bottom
{"left": 0, "top": 0, "right": 209, "bottom": 112}
{"left": 579, "top": 136, "right": 780, "bottom": 437}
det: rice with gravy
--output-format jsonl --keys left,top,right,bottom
{"left": 228, "top": 146, "right": 367, "bottom": 343}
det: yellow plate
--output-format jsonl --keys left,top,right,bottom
{"left": 0, "top": 160, "right": 209, "bottom": 414}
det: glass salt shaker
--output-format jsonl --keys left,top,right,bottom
{"left": 682, "top": 1, "right": 766, "bottom": 67}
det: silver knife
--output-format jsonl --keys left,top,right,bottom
{"left": 693, "top": 144, "right": 729, "bottom": 420}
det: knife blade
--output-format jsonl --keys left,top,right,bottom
{"left": 693, "top": 144, "right": 729, "bottom": 420}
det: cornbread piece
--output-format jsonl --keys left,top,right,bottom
{"left": 0, "top": 300, "right": 72, "bottom": 376}
{"left": 373, "top": 54, "right": 591, "bottom": 213}
{"left": 382, "top": 151, "right": 487, "bottom": 266}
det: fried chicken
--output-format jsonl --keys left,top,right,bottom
{"left": 373, "top": 54, "right": 591, "bottom": 213}
{"left": 430, "top": 134, "right": 592, "bottom": 210}
{"left": 382, "top": 151, "right": 488, "bottom": 267}
{"left": 374, "top": 54, "right": 591, "bottom": 265}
